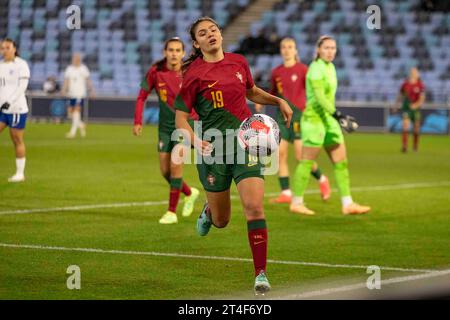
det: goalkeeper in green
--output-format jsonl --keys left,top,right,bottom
{"left": 290, "top": 35, "right": 371, "bottom": 216}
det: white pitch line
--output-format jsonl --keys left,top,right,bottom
{"left": 274, "top": 268, "right": 450, "bottom": 299}
{"left": 1, "top": 181, "right": 449, "bottom": 216}
{"left": 0, "top": 243, "right": 437, "bottom": 274}
{"left": 0, "top": 201, "right": 167, "bottom": 216}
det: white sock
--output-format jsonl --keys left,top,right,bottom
{"left": 16, "top": 158, "right": 26, "bottom": 176}
{"left": 70, "top": 111, "right": 81, "bottom": 135}
{"left": 291, "top": 196, "right": 304, "bottom": 206}
{"left": 341, "top": 196, "right": 353, "bottom": 207}
{"left": 281, "top": 189, "right": 292, "bottom": 196}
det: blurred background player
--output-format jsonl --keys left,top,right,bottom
{"left": 394, "top": 67, "right": 426, "bottom": 153}
{"left": 175, "top": 17, "right": 292, "bottom": 294}
{"left": 0, "top": 38, "right": 30, "bottom": 182}
{"left": 255, "top": 37, "right": 331, "bottom": 204}
{"left": 291, "top": 35, "right": 370, "bottom": 216}
{"left": 134, "top": 37, "right": 199, "bottom": 224}
{"left": 61, "top": 53, "right": 94, "bottom": 138}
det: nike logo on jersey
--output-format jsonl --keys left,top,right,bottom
{"left": 208, "top": 81, "right": 219, "bottom": 88}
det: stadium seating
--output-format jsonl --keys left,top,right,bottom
{"left": 1, "top": 0, "right": 251, "bottom": 96}
{"left": 243, "top": 0, "right": 450, "bottom": 102}
{"left": 1, "top": 0, "right": 448, "bottom": 102}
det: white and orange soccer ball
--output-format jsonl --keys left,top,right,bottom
{"left": 238, "top": 114, "right": 280, "bottom": 156}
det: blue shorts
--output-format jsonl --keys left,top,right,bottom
{"left": 0, "top": 112, "right": 28, "bottom": 129}
{"left": 68, "top": 98, "right": 85, "bottom": 107}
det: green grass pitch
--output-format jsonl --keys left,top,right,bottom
{"left": 0, "top": 123, "right": 449, "bottom": 299}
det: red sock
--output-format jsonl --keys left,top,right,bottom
{"left": 402, "top": 131, "right": 408, "bottom": 150}
{"left": 413, "top": 132, "right": 419, "bottom": 151}
{"left": 168, "top": 188, "right": 181, "bottom": 213}
{"left": 181, "top": 182, "right": 192, "bottom": 196}
{"left": 247, "top": 220, "right": 268, "bottom": 276}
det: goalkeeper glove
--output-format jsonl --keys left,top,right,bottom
{"left": 0, "top": 102, "right": 10, "bottom": 112}
{"left": 332, "top": 110, "right": 359, "bottom": 133}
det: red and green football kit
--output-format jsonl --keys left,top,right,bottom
{"left": 270, "top": 62, "right": 308, "bottom": 142}
{"left": 400, "top": 80, "right": 425, "bottom": 122}
{"left": 175, "top": 53, "right": 263, "bottom": 192}
{"left": 135, "top": 65, "right": 197, "bottom": 152}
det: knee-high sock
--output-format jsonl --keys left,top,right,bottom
{"left": 292, "top": 159, "right": 314, "bottom": 198}
{"left": 402, "top": 131, "right": 408, "bottom": 150}
{"left": 168, "top": 178, "right": 182, "bottom": 213}
{"left": 16, "top": 158, "right": 26, "bottom": 176}
{"left": 247, "top": 219, "right": 268, "bottom": 276}
{"left": 413, "top": 132, "right": 419, "bottom": 150}
{"left": 334, "top": 160, "right": 353, "bottom": 206}
{"left": 70, "top": 111, "right": 81, "bottom": 135}
{"left": 181, "top": 181, "right": 192, "bottom": 196}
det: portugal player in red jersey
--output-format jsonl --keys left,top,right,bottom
{"left": 394, "top": 67, "right": 425, "bottom": 152}
{"left": 255, "top": 38, "right": 331, "bottom": 204}
{"left": 134, "top": 37, "right": 199, "bottom": 224}
{"left": 174, "top": 17, "right": 292, "bottom": 294}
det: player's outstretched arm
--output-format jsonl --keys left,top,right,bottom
{"left": 246, "top": 85, "right": 292, "bottom": 127}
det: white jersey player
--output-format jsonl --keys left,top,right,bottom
{"left": 0, "top": 39, "right": 30, "bottom": 182}
{"left": 61, "top": 53, "right": 94, "bottom": 138}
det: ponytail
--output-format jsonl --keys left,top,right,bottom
{"left": 182, "top": 16, "right": 220, "bottom": 73}
{"left": 152, "top": 37, "right": 185, "bottom": 71}
{"left": 314, "top": 35, "right": 335, "bottom": 61}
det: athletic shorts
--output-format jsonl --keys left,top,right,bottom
{"left": 277, "top": 108, "right": 302, "bottom": 143}
{"left": 402, "top": 109, "right": 421, "bottom": 122}
{"left": 158, "top": 119, "right": 195, "bottom": 153}
{"left": 67, "top": 98, "right": 85, "bottom": 107}
{"left": 301, "top": 113, "right": 344, "bottom": 148}
{"left": 0, "top": 112, "right": 28, "bottom": 129}
{"left": 196, "top": 151, "right": 264, "bottom": 192}
{"left": 158, "top": 130, "right": 185, "bottom": 153}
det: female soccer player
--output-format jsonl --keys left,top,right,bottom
{"left": 290, "top": 35, "right": 370, "bottom": 216}
{"left": 394, "top": 67, "right": 425, "bottom": 152}
{"left": 134, "top": 37, "right": 199, "bottom": 224}
{"left": 174, "top": 17, "right": 292, "bottom": 294}
{"left": 0, "top": 38, "right": 30, "bottom": 182}
{"left": 61, "top": 53, "right": 94, "bottom": 138}
{"left": 255, "top": 37, "right": 331, "bottom": 203}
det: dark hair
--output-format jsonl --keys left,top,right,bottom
{"left": 182, "top": 16, "right": 221, "bottom": 72}
{"left": 152, "top": 37, "right": 185, "bottom": 71}
{"left": 2, "top": 38, "right": 19, "bottom": 57}
{"left": 314, "top": 35, "right": 335, "bottom": 60}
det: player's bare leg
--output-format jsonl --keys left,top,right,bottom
{"left": 294, "top": 139, "right": 331, "bottom": 201}
{"left": 66, "top": 106, "right": 75, "bottom": 138}
{"left": 237, "top": 177, "right": 270, "bottom": 295}
{"left": 325, "top": 143, "right": 370, "bottom": 215}
{"left": 8, "top": 128, "right": 26, "bottom": 182}
{"left": 197, "top": 189, "right": 231, "bottom": 236}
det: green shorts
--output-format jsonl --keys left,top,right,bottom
{"left": 196, "top": 152, "right": 264, "bottom": 192}
{"left": 402, "top": 109, "right": 421, "bottom": 122}
{"left": 301, "top": 113, "right": 344, "bottom": 148}
{"left": 158, "top": 119, "right": 194, "bottom": 153}
{"left": 277, "top": 109, "right": 302, "bottom": 143}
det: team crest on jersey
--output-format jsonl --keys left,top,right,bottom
{"left": 207, "top": 174, "right": 215, "bottom": 186}
{"left": 236, "top": 72, "right": 243, "bottom": 83}
{"left": 291, "top": 74, "right": 298, "bottom": 82}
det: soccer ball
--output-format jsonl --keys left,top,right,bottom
{"left": 237, "top": 114, "right": 280, "bottom": 156}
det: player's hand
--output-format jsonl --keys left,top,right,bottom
{"left": 0, "top": 102, "right": 10, "bottom": 111}
{"left": 278, "top": 99, "right": 292, "bottom": 128}
{"left": 333, "top": 111, "right": 359, "bottom": 133}
{"left": 133, "top": 124, "right": 142, "bottom": 136}
{"left": 254, "top": 103, "right": 263, "bottom": 113}
{"left": 194, "top": 138, "right": 214, "bottom": 156}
